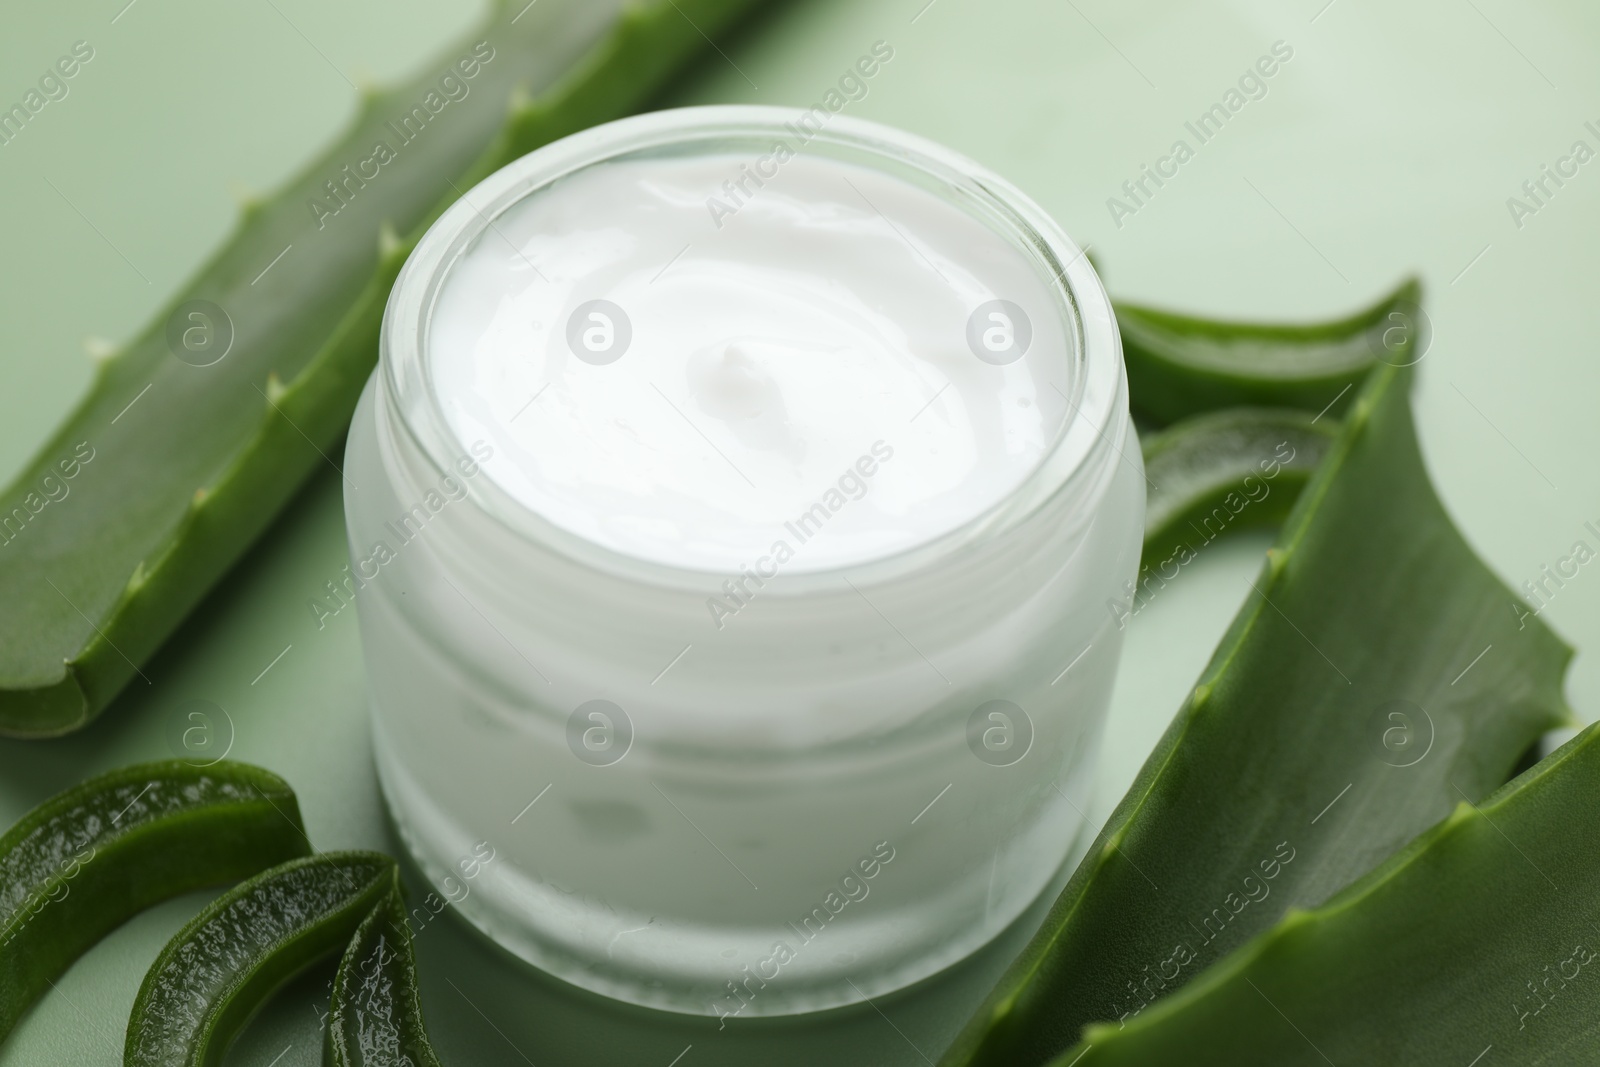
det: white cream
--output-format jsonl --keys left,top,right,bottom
{"left": 349, "top": 107, "right": 1141, "bottom": 1017}
{"left": 427, "top": 152, "right": 1071, "bottom": 572}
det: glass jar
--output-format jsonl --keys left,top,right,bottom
{"left": 344, "top": 105, "right": 1143, "bottom": 1016}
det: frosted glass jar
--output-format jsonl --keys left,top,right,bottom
{"left": 344, "top": 106, "right": 1143, "bottom": 1017}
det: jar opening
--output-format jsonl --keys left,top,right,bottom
{"left": 381, "top": 106, "right": 1121, "bottom": 586}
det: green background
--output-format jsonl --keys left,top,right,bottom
{"left": 1, "top": 0, "right": 1597, "bottom": 1063}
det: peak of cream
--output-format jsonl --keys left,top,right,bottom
{"left": 425, "top": 151, "right": 1071, "bottom": 573}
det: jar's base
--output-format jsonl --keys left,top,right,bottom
{"left": 373, "top": 719, "right": 1098, "bottom": 1017}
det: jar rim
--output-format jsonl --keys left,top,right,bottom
{"left": 379, "top": 104, "right": 1125, "bottom": 590}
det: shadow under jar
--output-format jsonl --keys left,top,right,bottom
{"left": 344, "top": 105, "right": 1143, "bottom": 1017}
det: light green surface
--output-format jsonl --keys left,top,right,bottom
{"left": 1, "top": 0, "right": 1596, "bottom": 1063}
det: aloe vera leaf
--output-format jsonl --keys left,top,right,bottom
{"left": 0, "top": 761, "right": 310, "bottom": 1045}
{"left": 0, "top": 0, "right": 772, "bottom": 738}
{"left": 324, "top": 887, "right": 439, "bottom": 1067}
{"left": 1056, "top": 722, "right": 1600, "bottom": 1065}
{"left": 1116, "top": 277, "right": 1421, "bottom": 426}
{"left": 1140, "top": 407, "right": 1337, "bottom": 570}
{"left": 939, "top": 363, "right": 1574, "bottom": 1067}
{"left": 124, "top": 852, "right": 396, "bottom": 1067}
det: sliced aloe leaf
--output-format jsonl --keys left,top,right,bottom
{"left": 325, "top": 887, "right": 439, "bottom": 1067}
{"left": 0, "top": 761, "right": 309, "bottom": 1045}
{"left": 1057, "top": 722, "right": 1600, "bottom": 1065}
{"left": 1117, "top": 277, "right": 1421, "bottom": 426}
{"left": 1140, "top": 407, "right": 1337, "bottom": 570}
{"left": 0, "top": 0, "right": 772, "bottom": 737}
{"left": 124, "top": 852, "right": 395, "bottom": 1067}
{"left": 939, "top": 363, "right": 1573, "bottom": 1067}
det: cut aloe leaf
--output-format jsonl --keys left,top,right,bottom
{"left": 124, "top": 852, "right": 396, "bottom": 1067}
{"left": 1140, "top": 407, "right": 1336, "bottom": 569}
{"left": 0, "top": 0, "right": 771, "bottom": 738}
{"left": 325, "top": 887, "right": 439, "bottom": 1067}
{"left": 1117, "top": 277, "right": 1421, "bottom": 426}
{"left": 939, "top": 362, "right": 1573, "bottom": 1067}
{"left": 1056, "top": 722, "right": 1600, "bottom": 1065}
{"left": 0, "top": 761, "right": 309, "bottom": 1045}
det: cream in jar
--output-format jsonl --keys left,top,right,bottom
{"left": 427, "top": 150, "right": 1071, "bottom": 572}
{"left": 346, "top": 107, "right": 1142, "bottom": 1015}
